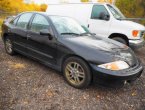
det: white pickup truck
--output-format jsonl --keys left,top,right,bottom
{"left": 46, "top": 2, "right": 145, "bottom": 49}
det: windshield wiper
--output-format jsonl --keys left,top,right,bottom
{"left": 79, "top": 32, "right": 89, "bottom": 36}
{"left": 117, "top": 18, "right": 145, "bottom": 21}
{"left": 80, "top": 32, "right": 96, "bottom": 36}
{"left": 61, "top": 33, "right": 80, "bottom": 36}
{"left": 61, "top": 32, "right": 93, "bottom": 36}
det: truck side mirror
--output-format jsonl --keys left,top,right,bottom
{"left": 99, "top": 12, "right": 110, "bottom": 21}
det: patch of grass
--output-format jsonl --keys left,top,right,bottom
{"left": 0, "top": 15, "right": 9, "bottom": 33}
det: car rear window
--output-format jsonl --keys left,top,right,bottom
{"left": 16, "top": 13, "right": 33, "bottom": 29}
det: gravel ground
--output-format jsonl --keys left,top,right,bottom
{"left": 0, "top": 38, "right": 145, "bottom": 110}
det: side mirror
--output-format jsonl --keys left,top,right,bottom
{"left": 99, "top": 12, "right": 110, "bottom": 21}
{"left": 40, "top": 29, "right": 53, "bottom": 40}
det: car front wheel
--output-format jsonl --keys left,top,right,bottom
{"left": 63, "top": 57, "right": 92, "bottom": 89}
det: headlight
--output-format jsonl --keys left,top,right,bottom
{"left": 132, "top": 30, "right": 139, "bottom": 37}
{"left": 98, "top": 61, "right": 129, "bottom": 71}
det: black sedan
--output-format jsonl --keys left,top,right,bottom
{"left": 1, "top": 12, "right": 143, "bottom": 89}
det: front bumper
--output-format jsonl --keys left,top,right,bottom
{"left": 90, "top": 60, "right": 143, "bottom": 86}
{"left": 129, "top": 38, "right": 145, "bottom": 49}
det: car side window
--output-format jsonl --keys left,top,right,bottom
{"left": 10, "top": 17, "right": 19, "bottom": 26}
{"left": 91, "top": 5, "right": 109, "bottom": 20}
{"left": 16, "top": 13, "right": 33, "bottom": 29}
{"left": 30, "top": 14, "right": 50, "bottom": 33}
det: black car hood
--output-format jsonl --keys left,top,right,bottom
{"left": 59, "top": 35, "right": 137, "bottom": 66}
{"left": 67, "top": 36, "right": 125, "bottom": 51}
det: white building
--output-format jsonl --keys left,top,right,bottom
{"left": 24, "top": 0, "right": 115, "bottom": 4}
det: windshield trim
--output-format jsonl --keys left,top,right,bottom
{"left": 107, "top": 4, "right": 125, "bottom": 20}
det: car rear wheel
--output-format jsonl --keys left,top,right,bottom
{"left": 112, "top": 37, "right": 128, "bottom": 45}
{"left": 4, "top": 38, "right": 15, "bottom": 55}
{"left": 63, "top": 57, "right": 92, "bottom": 89}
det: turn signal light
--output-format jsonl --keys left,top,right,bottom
{"left": 132, "top": 30, "right": 139, "bottom": 37}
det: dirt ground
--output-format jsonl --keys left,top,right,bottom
{"left": 0, "top": 38, "right": 145, "bottom": 110}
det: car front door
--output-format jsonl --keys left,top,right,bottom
{"left": 88, "top": 5, "right": 111, "bottom": 37}
{"left": 27, "top": 14, "right": 57, "bottom": 65}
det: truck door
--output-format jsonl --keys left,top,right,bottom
{"left": 88, "top": 5, "right": 111, "bottom": 38}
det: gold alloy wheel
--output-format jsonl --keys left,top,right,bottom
{"left": 65, "top": 62, "right": 85, "bottom": 85}
{"left": 5, "top": 39, "right": 13, "bottom": 54}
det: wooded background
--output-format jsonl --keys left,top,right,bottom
{"left": 0, "top": 0, "right": 145, "bottom": 26}
{"left": 0, "top": 0, "right": 47, "bottom": 13}
{"left": 82, "top": 0, "right": 145, "bottom": 19}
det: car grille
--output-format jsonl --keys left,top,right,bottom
{"left": 140, "top": 31, "right": 145, "bottom": 38}
{"left": 114, "top": 48, "right": 137, "bottom": 67}
{"left": 126, "top": 48, "right": 138, "bottom": 66}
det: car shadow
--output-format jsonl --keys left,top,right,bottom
{"left": 7, "top": 51, "right": 144, "bottom": 93}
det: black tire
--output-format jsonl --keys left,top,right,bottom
{"left": 112, "top": 37, "right": 128, "bottom": 45}
{"left": 63, "top": 57, "right": 92, "bottom": 89}
{"left": 4, "top": 37, "right": 15, "bottom": 55}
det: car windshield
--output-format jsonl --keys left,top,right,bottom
{"left": 49, "top": 16, "right": 89, "bottom": 36}
{"left": 107, "top": 4, "right": 125, "bottom": 19}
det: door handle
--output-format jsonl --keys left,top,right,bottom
{"left": 8, "top": 29, "right": 11, "bottom": 33}
{"left": 27, "top": 35, "right": 31, "bottom": 37}
{"left": 87, "top": 24, "right": 90, "bottom": 28}
{"left": 27, "top": 34, "right": 31, "bottom": 40}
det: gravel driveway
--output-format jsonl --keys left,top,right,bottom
{"left": 0, "top": 38, "right": 145, "bottom": 110}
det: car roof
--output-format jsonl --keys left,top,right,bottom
{"left": 18, "top": 11, "right": 46, "bottom": 15}
{"left": 18, "top": 11, "right": 76, "bottom": 19}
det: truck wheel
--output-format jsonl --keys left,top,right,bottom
{"left": 4, "top": 37, "right": 15, "bottom": 55}
{"left": 112, "top": 37, "right": 128, "bottom": 45}
{"left": 63, "top": 57, "right": 92, "bottom": 89}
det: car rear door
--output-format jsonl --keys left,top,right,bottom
{"left": 10, "top": 13, "right": 34, "bottom": 53}
{"left": 26, "top": 14, "right": 57, "bottom": 65}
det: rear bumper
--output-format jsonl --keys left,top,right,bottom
{"left": 129, "top": 39, "right": 145, "bottom": 49}
{"left": 90, "top": 60, "right": 143, "bottom": 86}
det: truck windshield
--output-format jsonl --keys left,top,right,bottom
{"left": 107, "top": 4, "right": 125, "bottom": 19}
{"left": 49, "top": 16, "right": 89, "bottom": 36}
